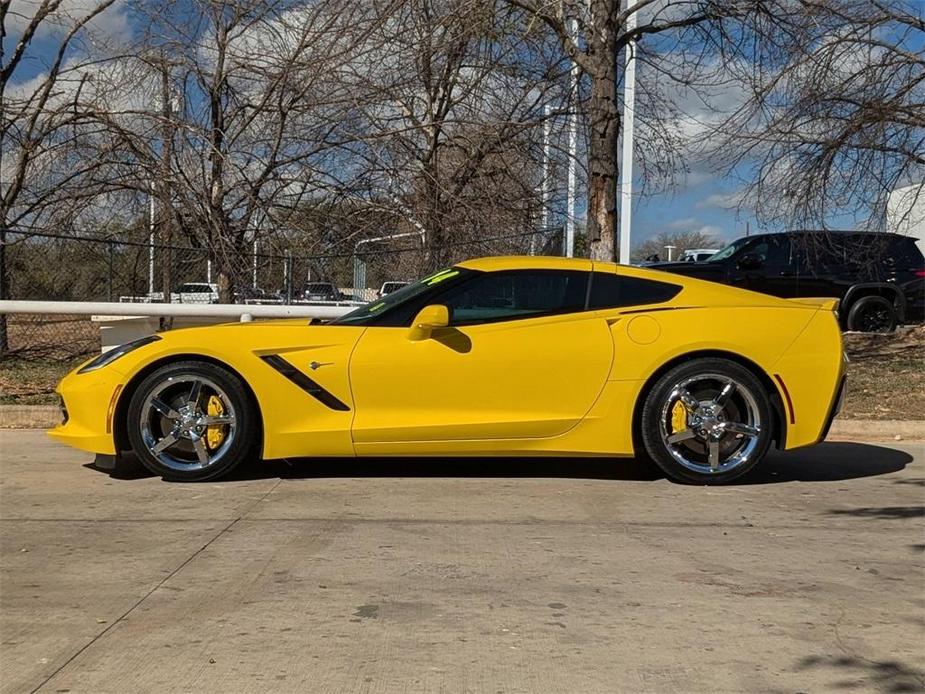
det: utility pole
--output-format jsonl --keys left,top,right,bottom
{"left": 158, "top": 54, "right": 174, "bottom": 304}
{"left": 148, "top": 180, "right": 155, "bottom": 296}
{"left": 536, "top": 104, "right": 552, "bottom": 256}
{"left": 618, "top": 0, "right": 637, "bottom": 265}
{"left": 565, "top": 17, "right": 578, "bottom": 259}
{"left": 252, "top": 238, "right": 258, "bottom": 289}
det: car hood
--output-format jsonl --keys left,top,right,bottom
{"left": 97, "top": 318, "right": 366, "bottom": 380}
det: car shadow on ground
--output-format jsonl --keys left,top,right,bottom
{"left": 791, "top": 654, "right": 925, "bottom": 694}
{"left": 87, "top": 440, "right": 914, "bottom": 485}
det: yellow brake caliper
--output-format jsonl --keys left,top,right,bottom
{"left": 206, "top": 395, "right": 226, "bottom": 450}
{"left": 670, "top": 401, "right": 687, "bottom": 436}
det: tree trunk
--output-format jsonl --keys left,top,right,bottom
{"left": 585, "top": 0, "right": 620, "bottom": 262}
{"left": 423, "top": 165, "right": 449, "bottom": 270}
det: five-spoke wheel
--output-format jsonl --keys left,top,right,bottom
{"left": 640, "top": 358, "right": 773, "bottom": 484}
{"left": 127, "top": 360, "right": 258, "bottom": 481}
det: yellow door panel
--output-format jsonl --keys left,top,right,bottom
{"left": 349, "top": 312, "right": 614, "bottom": 443}
{"left": 250, "top": 334, "right": 363, "bottom": 458}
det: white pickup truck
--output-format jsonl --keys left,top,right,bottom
{"left": 170, "top": 282, "right": 219, "bottom": 304}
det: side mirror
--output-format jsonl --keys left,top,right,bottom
{"left": 737, "top": 252, "right": 763, "bottom": 270}
{"left": 408, "top": 304, "right": 449, "bottom": 341}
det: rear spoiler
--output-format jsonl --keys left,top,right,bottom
{"left": 788, "top": 297, "right": 840, "bottom": 312}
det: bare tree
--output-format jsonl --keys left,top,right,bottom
{"left": 631, "top": 228, "right": 720, "bottom": 262}
{"left": 712, "top": 0, "right": 925, "bottom": 231}
{"left": 98, "top": 0, "right": 395, "bottom": 300}
{"left": 335, "top": 0, "right": 570, "bottom": 269}
{"left": 1, "top": 0, "right": 123, "bottom": 352}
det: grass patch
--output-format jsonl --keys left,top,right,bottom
{"left": 0, "top": 356, "right": 89, "bottom": 405}
{"left": 841, "top": 327, "right": 925, "bottom": 421}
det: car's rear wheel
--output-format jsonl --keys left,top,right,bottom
{"left": 640, "top": 358, "right": 774, "bottom": 485}
{"left": 126, "top": 360, "right": 259, "bottom": 481}
{"left": 846, "top": 295, "right": 897, "bottom": 333}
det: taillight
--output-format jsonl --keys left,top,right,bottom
{"left": 915, "top": 269, "right": 925, "bottom": 278}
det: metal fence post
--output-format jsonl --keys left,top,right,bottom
{"left": 284, "top": 250, "right": 293, "bottom": 304}
{"left": 107, "top": 240, "right": 114, "bottom": 302}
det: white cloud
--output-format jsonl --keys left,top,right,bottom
{"left": 661, "top": 217, "right": 726, "bottom": 239}
{"left": 697, "top": 190, "right": 747, "bottom": 210}
{"left": 666, "top": 216, "right": 699, "bottom": 229}
{"left": 6, "top": 0, "right": 130, "bottom": 50}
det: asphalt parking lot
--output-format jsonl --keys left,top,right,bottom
{"left": 1, "top": 430, "right": 923, "bottom": 693}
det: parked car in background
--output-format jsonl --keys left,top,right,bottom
{"left": 234, "top": 286, "right": 278, "bottom": 304}
{"left": 170, "top": 283, "right": 219, "bottom": 304}
{"left": 678, "top": 248, "right": 719, "bottom": 263}
{"left": 653, "top": 231, "right": 925, "bottom": 332}
{"left": 378, "top": 281, "right": 409, "bottom": 298}
{"left": 299, "top": 282, "right": 343, "bottom": 303}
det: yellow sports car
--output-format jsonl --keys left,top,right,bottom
{"left": 50, "top": 257, "right": 846, "bottom": 484}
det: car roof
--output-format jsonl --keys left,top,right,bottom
{"left": 457, "top": 256, "right": 594, "bottom": 272}
{"left": 746, "top": 230, "right": 910, "bottom": 241}
{"left": 454, "top": 256, "right": 798, "bottom": 308}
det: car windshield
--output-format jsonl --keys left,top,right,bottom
{"left": 706, "top": 237, "right": 753, "bottom": 262}
{"left": 177, "top": 284, "right": 209, "bottom": 292}
{"left": 332, "top": 267, "right": 469, "bottom": 325}
{"left": 305, "top": 283, "right": 333, "bottom": 292}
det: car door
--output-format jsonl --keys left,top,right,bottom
{"left": 348, "top": 268, "right": 614, "bottom": 446}
{"left": 730, "top": 235, "right": 797, "bottom": 297}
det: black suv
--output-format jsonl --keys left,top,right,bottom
{"left": 652, "top": 231, "right": 924, "bottom": 332}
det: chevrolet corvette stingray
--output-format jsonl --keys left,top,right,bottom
{"left": 50, "top": 257, "right": 846, "bottom": 484}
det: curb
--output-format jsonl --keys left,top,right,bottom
{"left": 1, "top": 405, "right": 923, "bottom": 443}
{"left": 1, "top": 405, "right": 61, "bottom": 429}
{"left": 827, "top": 419, "right": 925, "bottom": 443}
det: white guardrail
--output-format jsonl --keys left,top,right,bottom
{"left": 0, "top": 300, "right": 354, "bottom": 320}
{"left": 0, "top": 300, "right": 355, "bottom": 353}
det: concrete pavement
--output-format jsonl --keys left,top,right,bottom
{"left": 1, "top": 430, "right": 923, "bottom": 693}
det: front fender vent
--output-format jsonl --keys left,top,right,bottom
{"left": 259, "top": 354, "right": 350, "bottom": 412}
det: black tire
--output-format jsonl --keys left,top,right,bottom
{"left": 846, "top": 295, "right": 897, "bottom": 333}
{"left": 126, "top": 360, "right": 259, "bottom": 481}
{"left": 639, "top": 358, "right": 774, "bottom": 485}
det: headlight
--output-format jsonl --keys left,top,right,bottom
{"left": 77, "top": 335, "right": 161, "bottom": 374}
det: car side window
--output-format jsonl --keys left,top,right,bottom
{"left": 441, "top": 270, "right": 588, "bottom": 326}
{"left": 587, "top": 273, "right": 681, "bottom": 309}
{"left": 750, "top": 236, "right": 791, "bottom": 266}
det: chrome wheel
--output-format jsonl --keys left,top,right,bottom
{"left": 658, "top": 373, "right": 762, "bottom": 475}
{"left": 139, "top": 375, "right": 237, "bottom": 473}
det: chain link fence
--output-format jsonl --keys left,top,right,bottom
{"left": 0, "top": 226, "right": 564, "bottom": 404}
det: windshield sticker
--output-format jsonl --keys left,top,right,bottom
{"left": 367, "top": 301, "right": 386, "bottom": 312}
{"left": 426, "top": 270, "right": 459, "bottom": 286}
{"left": 420, "top": 268, "right": 451, "bottom": 283}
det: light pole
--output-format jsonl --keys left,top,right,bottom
{"left": 252, "top": 238, "right": 258, "bottom": 289}
{"left": 565, "top": 17, "right": 578, "bottom": 258}
{"left": 664, "top": 244, "right": 676, "bottom": 261}
{"left": 618, "top": 0, "right": 637, "bottom": 265}
{"left": 148, "top": 180, "right": 155, "bottom": 296}
{"left": 536, "top": 104, "right": 552, "bottom": 256}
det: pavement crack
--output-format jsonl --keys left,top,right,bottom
{"left": 29, "top": 480, "right": 282, "bottom": 693}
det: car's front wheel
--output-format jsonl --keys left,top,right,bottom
{"left": 639, "top": 358, "right": 774, "bottom": 485}
{"left": 126, "top": 360, "right": 259, "bottom": 481}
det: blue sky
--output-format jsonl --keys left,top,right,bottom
{"left": 633, "top": 175, "right": 754, "bottom": 246}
